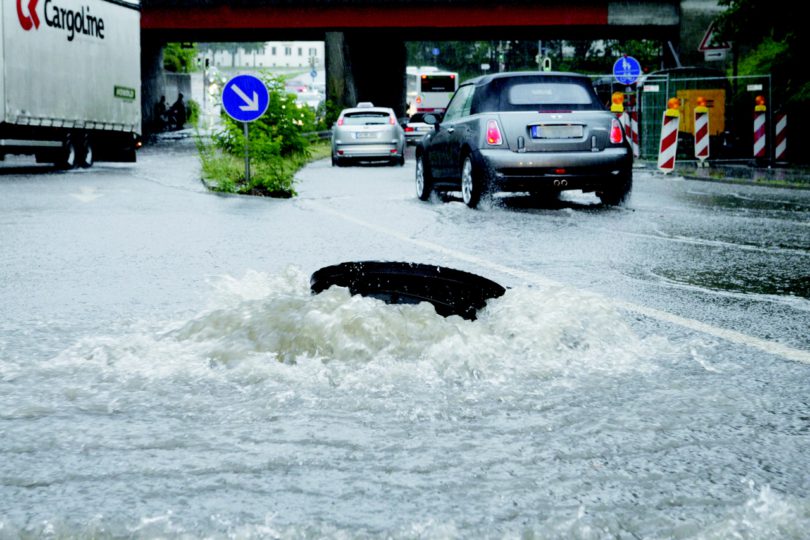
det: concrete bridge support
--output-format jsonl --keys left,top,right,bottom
{"left": 326, "top": 31, "right": 408, "bottom": 118}
{"left": 140, "top": 33, "right": 167, "bottom": 138}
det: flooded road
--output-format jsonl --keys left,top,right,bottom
{"left": 1, "top": 141, "right": 809, "bottom": 538}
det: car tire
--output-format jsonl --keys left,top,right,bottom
{"left": 415, "top": 153, "right": 434, "bottom": 201}
{"left": 398, "top": 155, "right": 405, "bottom": 167}
{"left": 598, "top": 170, "right": 632, "bottom": 206}
{"left": 460, "top": 154, "right": 488, "bottom": 209}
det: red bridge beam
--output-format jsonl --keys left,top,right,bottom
{"left": 141, "top": 3, "right": 608, "bottom": 31}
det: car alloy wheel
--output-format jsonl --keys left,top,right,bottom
{"left": 461, "top": 155, "right": 483, "bottom": 208}
{"left": 415, "top": 155, "right": 431, "bottom": 200}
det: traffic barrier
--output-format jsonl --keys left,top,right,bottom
{"left": 775, "top": 112, "right": 787, "bottom": 162}
{"left": 630, "top": 110, "right": 640, "bottom": 158}
{"left": 753, "top": 95, "right": 767, "bottom": 159}
{"left": 610, "top": 92, "right": 626, "bottom": 136}
{"left": 610, "top": 92, "right": 624, "bottom": 116}
{"left": 694, "top": 96, "right": 710, "bottom": 165}
{"left": 621, "top": 110, "right": 631, "bottom": 139}
{"left": 657, "top": 97, "right": 680, "bottom": 173}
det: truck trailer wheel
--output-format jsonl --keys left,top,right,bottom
{"left": 57, "top": 136, "right": 77, "bottom": 170}
{"left": 78, "top": 135, "right": 94, "bottom": 168}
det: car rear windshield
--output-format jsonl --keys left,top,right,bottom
{"left": 342, "top": 112, "right": 391, "bottom": 125}
{"left": 475, "top": 76, "right": 603, "bottom": 113}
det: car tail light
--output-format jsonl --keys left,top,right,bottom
{"left": 337, "top": 117, "right": 344, "bottom": 126}
{"left": 610, "top": 118, "right": 624, "bottom": 144}
{"left": 405, "top": 126, "right": 414, "bottom": 132}
{"left": 389, "top": 116, "right": 396, "bottom": 125}
{"left": 486, "top": 120, "right": 503, "bottom": 146}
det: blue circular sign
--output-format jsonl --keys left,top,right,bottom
{"left": 221, "top": 74, "right": 270, "bottom": 122}
{"left": 613, "top": 56, "right": 641, "bottom": 85}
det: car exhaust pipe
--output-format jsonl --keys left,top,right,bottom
{"left": 560, "top": 179, "right": 568, "bottom": 187}
{"left": 553, "top": 179, "right": 561, "bottom": 187}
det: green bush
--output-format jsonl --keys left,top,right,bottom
{"left": 187, "top": 99, "right": 200, "bottom": 127}
{"left": 164, "top": 43, "right": 197, "bottom": 73}
{"left": 200, "top": 72, "right": 325, "bottom": 197}
{"left": 213, "top": 73, "right": 317, "bottom": 159}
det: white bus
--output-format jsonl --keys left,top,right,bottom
{"left": 406, "top": 67, "right": 459, "bottom": 116}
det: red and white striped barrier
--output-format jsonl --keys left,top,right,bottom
{"left": 657, "top": 98, "right": 680, "bottom": 173}
{"left": 775, "top": 112, "right": 787, "bottom": 162}
{"left": 621, "top": 111, "right": 630, "bottom": 138}
{"left": 630, "top": 110, "right": 640, "bottom": 158}
{"left": 753, "top": 96, "right": 767, "bottom": 159}
{"left": 694, "top": 101, "right": 710, "bottom": 164}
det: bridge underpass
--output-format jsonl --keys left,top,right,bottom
{"left": 140, "top": 0, "right": 693, "bottom": 133}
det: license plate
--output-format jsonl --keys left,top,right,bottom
{"left": 356, "top": 132, "right": 377, "bottom": 139}
{"left": 530, "top": 125, "right": 583, "bottom": 139}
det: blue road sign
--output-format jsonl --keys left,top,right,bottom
{"left": 222, "top": 74, "right": 270, "bottom": 122}
{"left": 613, "top": 56, "right": 641, "bottom": 85}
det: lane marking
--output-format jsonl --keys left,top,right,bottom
{"left": 581, "top": 226, "right": 810, "bottom": 257}
{"left": 309, "top": 201, "right": 810, "bottom": 365}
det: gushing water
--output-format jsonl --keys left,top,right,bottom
{"left": 2, "top": 267, "right": 808, "bottom": 538}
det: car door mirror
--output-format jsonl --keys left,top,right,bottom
{"left": 423, "top": 114, "right": 438, "bottom": 125}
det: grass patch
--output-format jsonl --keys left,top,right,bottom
{"left": 197, "top": 137, "right": 331, "bottom": 197}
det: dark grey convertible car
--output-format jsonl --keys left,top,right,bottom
{"left": 415, "top": 72, "right": 633, "bottom": 208}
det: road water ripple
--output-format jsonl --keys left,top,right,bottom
{"left": 2, "top": 268, "right": 809, "bottom": 538}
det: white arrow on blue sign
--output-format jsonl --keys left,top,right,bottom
{"left": 222, "top": 74, "right": 270, "bottom": 122}
{"left": 613, "top": 56, "right": 641, "bottom": 86}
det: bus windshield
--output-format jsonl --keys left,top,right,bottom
{"left": 407, "top": 70, "right": 459, "bottom": 115}
{"left": 420, "top": 75, "right": 456, "bottom": 92}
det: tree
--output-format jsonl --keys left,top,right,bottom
{"left": 407, "top": 40, "right": 664, "bottom": 80}
{"left": 716, "top": 0, "right": 810, "bottom": 161}
{"left": 163, "top": 43, "right": 197, "bottom": 73}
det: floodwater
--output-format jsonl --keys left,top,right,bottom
{"left": 2, "top": 268, "right": 809, "bottom": 538}
{"left": 2, "top": 144, "right": 809, "bottom": 538}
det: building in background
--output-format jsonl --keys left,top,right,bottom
{"left": 201, "top": 42, "right": 324, "bottom": 70}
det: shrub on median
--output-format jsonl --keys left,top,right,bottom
{"left": 197, "top": 73, "right": 322, "bottom": 197}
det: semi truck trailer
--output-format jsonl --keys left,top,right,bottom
{"left": 1, "top": 0, "right": 141, "bottom": 168}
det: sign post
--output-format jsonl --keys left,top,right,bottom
{"left": 221, "top": 74, "right": 270, "bottom": 184}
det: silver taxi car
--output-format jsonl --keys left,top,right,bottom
{"left": 331, "top": 103, "right": 406, "bottom": 166}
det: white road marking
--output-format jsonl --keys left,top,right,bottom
{"left": 581, "top": 226, "right": 810, "bottom": 257}
{"left": 310, "top": 201, "right": 810, "bottom": 365}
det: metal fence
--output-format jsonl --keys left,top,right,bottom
{"left": 592, "top": 72, "right": 776, "bottom": 162}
